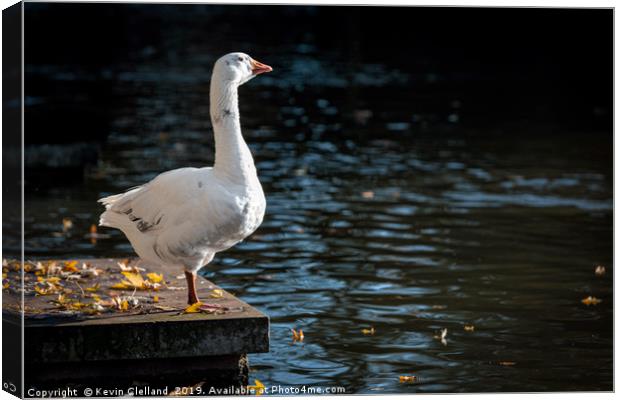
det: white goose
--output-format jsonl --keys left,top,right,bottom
{"left": 98, "top": 52, "right": 272, "bottom": 306}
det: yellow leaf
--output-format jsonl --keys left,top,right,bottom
{"left": 209, "top": 289, "right": 224, "bottom": 299}
{"left": 3, "top": 282, "right": 9, "bottom": 290}
{"left": 362, "top": 326, "right": 375, "bottom": 335}
{"left": 64, "top": 261, "right": 79, "bottom": 272}
{"left": 399, "top": 375, "right": 416, "bottom": 383}
{"left": 153, "top": 295, "right": 159, "bottom": 303}
{"left": 582, "top": 296, "right": 602, "bottom": 306}
{"left": 146, "top": 272, "right": 163, "bottom": 283}
{"left": 291, "top": 328, "right": 304, "bottom": 342}
{"left": 121, "top": 271, "right": 146, "bottom": 288}
{"left": 34, "top": 286, "right": 49, "bottom": 296}
{"left": 248, "top": 379, "right": 265, "bottom": 396}
{"left": 110, "top": 282, "right": 132, "bottom": 290}
{"left": 464, "top": 324, "right": 475, "bottom": 332}
{"left": 86, "top": 283, "right": 100, "bottom": 292}
{"left": 183, "top": 302, "right": 204, "bottom": 314}
{"left": 71, "top": 302, "right": 87, "bottom": 310}
{"left": 120, "top": 299, "right": 129, "bottom": 311}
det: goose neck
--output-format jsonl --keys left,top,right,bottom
{"left": 210, "top": 80, "right": 255, "bottom": 180}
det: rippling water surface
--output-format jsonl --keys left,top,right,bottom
{"left": 14, "top": 10, "right": 613, "bottom": 392}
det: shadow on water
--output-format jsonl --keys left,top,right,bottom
{"left": 13, "top": 4, "right": 613, "bottom": 393}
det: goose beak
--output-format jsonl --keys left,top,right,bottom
{"left": 251, "top": 58, "right": 273, "bottom": 75}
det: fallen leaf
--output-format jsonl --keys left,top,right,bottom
{"left": 146, "top": 272, "right": 164, "bottom": 283}
{"left": 122, "top": 271, "right": 146, "bottom": 287}
{"left": 248, "top": 379, "right": 265, "bottom": 395}
{"left": 111, "top": 270, "right": 159, "bottom": 290}
{"left": 210, "top": 289, "right": 224, "bottom": 299}
{"left": 81, "top": 263, "right": 101, "bottom": 278}
{"left": 362, "top": 326, "right": 375, "bottom": 335}
{"left": 86, "top": 283, "right": 100, "bottom": 292}
{"left": 361, "top": 191, "right": 374, "bottom": 199}
{"left": 582, "top": 296, "right": 602, "bottom": 306}
{"left": 110, "top": 282, "right": 133, "bottom": 290}
{"left": 107, "top": 296, "right": 139, "bottom": 311}
{"left": 3, "top": 281, "right": 9, "bottom": 290}
{"left": 291, "top": 328, "right": 304, "bottom": 343}
{"left": 399, "top": 375, "right": 416, "bottom": 383}
{"left": 433, "top": 328, "right": 448, "bottom": 346}
{"left": 47, "top": 263, "right": 62, "bottom": 276}
{"left": 34, "top": 286, "right": 50, "bottom": 296}
{"left": 595, "top": 265, "right": 606, "bottom": 277}
{"left": 63, "top": 261, "right": 79, "bottom": 273}
{"left": 464, "top": 324, "right": 475, "bottom": 332}
{"left": 62, "top": 218, "right": 73, "bottom": 232}
{"left": 183, "top": 302, "right": 204, "bottom": 314}
{"left": 117, "top": 260, "right": 132, "bottom": 271}
{"left": 38, "top": 276, "right": 61, "bottom": 285}
{"left": 153, "top": 295, "right": 159, "bottom": 303}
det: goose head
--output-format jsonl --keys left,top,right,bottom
{"left": 213, "top": 52, "right": 273, "bottom": 86}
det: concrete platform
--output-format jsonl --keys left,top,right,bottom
{"left": 2, "top": 258, "right": 269, "bottom": 394}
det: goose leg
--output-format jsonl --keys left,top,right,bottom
{"left": 184, "top": 270, "right": 227, "bottom": 310}
{"left": 185, "top": 270, "right": 199, "bottom": 305}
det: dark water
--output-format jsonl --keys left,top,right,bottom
{"left": 14, "top": 5, "right": 613, "bottom": 394}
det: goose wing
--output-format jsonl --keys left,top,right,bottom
{"left": 98, "top": 167, "right": 202, "bottom": 234}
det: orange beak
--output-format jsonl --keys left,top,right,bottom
{"left": 251, "top": 58, "right": 273, "bottom": 75}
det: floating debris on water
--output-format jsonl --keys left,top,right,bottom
{"left": 434, "top": 328, "right": 448, "bottom": 346}
{"left": 595, "top": 265, "right": 606, "bottom": 277}
{"left": 361, "top": 191, "right": 374, "bottom": 199}
{"left": 291, "top": 328, "right": 304, "bottom": 343}
{"left": 497, "top": 361, "right": 517, "bottom": 366}
{"left": 581, "top": 296, "right": 602, "bottom": 306}
{"left": 399, "top": 375, "right": 417, "bottom": 383}
{"left": 361, "top": 326, "right": 375, "bottom": 336}
{"left": 62, "top": 218, "right": 73, "bottom": 232}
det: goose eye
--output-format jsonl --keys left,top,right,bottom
{"left": 238, "top": 57, "right": 244, "bottom": 62}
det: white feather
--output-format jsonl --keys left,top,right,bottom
{"left": 98, "top": 53, "right": 267, "bottom": 273}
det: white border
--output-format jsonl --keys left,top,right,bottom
{"left": 0, "top": 2, "right": 615, "bottom": 400}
